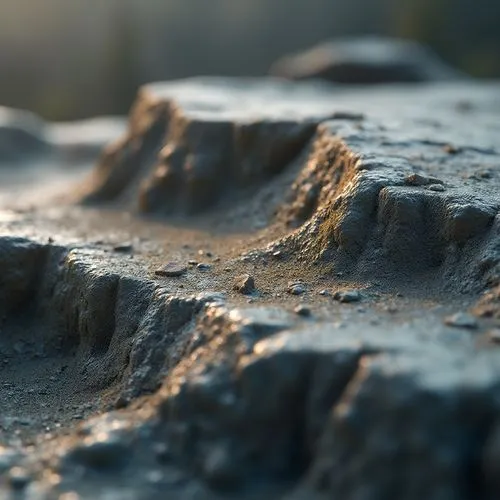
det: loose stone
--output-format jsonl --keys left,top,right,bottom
{"left": 154, "top": 262, "right": 187, "bottom": 277}
{"left": 113, "top": 243, "right": 133, "bottom": 253}
{"left": 444, "top": 312, "right": 478, "bottom": 329}
{"left": 427, "top": 184, "right": 446, "bottom": 192}
{"left": 488, "top": 329, "right": 500, "bottom": 344}
{"left": 294, "top": 305, "right": 312, "bottom": 317}
{"left": 197, "top": 263, "right": 212, "bottom": 271}
{"left": 405, "top": 173, "right": 443, "bottom": 186}
{"left": 288, "top": 282, "right": 306, "bottom": 295}
{"left": 333, "top": 290, "right": 362, "bottom": 303}
{"left": 233, "top": 274, "right": 255, "bottom": 295}
{"left": 8, "top": 467, "right": 30, "bottom": 491}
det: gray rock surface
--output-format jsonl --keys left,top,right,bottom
{"left": 0, "top": 77, "right": 499, "bottom": 499}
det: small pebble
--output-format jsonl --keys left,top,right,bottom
{"left": 443, "top": 144, "right": 461, "bottom": 155}
{"left": 444, "top": 312, "right": 478, "bottom": 329}
{"left": 233, "top": 274, "right": 255, "bottom": 295}
{"left": 319, "top": 289, "right": 330, "bottom": 296}
{"left": 333, "top": 290, "right": 362, "bottom": 303}
{"left": 427, "top": 184, "right": 445, "bottom": 192}
{"left": 113, "top": 243, "right": 133, "bottom": 253}
{"left": 477, "top": 169, "right": 492, "bottom": 179}
{"left": 288, "top": 283, "right": 306, "bottom": 295}
{"left": 188, "top": 260, "right": 198, "bottom": 266}
{"left": 197, "top": 263, "right": 212, "bottom": 271}
{"left": 154, "top": 262, "right": 187, "bottom": 277}
{"left": 405, "top": 173, "right": 443, "bottom": 187}
{"left": 154, "top": 443, "right": 172, "bottom": 464}
{"left": 488, "top": 329, "right": 500, "bottom": 344}
{"left": 272, "top": 251, "right": 283, "bottom": 259}
{"left": 294, "top": 305, "right": 311, "bottom": 317}
{"left": 114, "top": 396, "right": 129, "bottom": 409}
{"left": 8, "top": 467, "right": 30, "bottom": 490}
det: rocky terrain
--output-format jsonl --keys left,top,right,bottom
{"left": 0, "top": 76, "right": 499, "bottom": 499}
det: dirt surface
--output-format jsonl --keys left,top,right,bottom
{"left": 0, "top": 78, "right": 499, "bottom": 499}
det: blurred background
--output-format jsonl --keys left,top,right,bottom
{"left": 0, "top": 0, "right": 498, "bottom": 121}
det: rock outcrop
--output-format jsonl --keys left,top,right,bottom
{"left": 0, "top": 77, "right": 499, "bottom": 499}
{"left": 269, "top": 36, "right": 466, "bottom": 84}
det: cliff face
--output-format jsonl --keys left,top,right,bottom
{"left": 0, "top": 77, "right": 500, "bottom": 499}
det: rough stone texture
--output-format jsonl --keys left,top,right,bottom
{"left": 269, "top": 36, "right": 466, "bottom": 84}
{"left": 0, "top": 77, "right": 500, "bottom": 499}
{"left": 268, "top": 82, "right": 500, "bottom": 293}
{"left": 79, "top": 78, "right": 365, "bottom": 213}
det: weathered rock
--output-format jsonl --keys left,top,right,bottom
{"left": 445, "top": 312, "right": 479, "bottom": 329}
{"left": 307, "top": 350, "right": 500, "bottom": 499}
{"left": 270, "top": 36, "right": 466, "bottom": 84}
{"left": 274, "top": 82, "right": 500, "bottom": 292}
{"left": 288, "top": 282, "right": 306, "bottom": 295}
{"left": 233, "top": 274, "right": 256, "bottom": 295}
{"left": 78, "top": 78, "right": 365, "bottom": 214}
{"left": 0, "top": 77, "right": 500, "bottom": 500}
{"left": 294, "top": 305, "right": 311, "bottom": 317}
{"left": 154, "top": 262, "right": 187, "bottom": 277}
{"left": 333, "top": 289, "right": 362, "bottom": 303}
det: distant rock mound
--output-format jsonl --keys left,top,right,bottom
{"left": 0, "top": 108, "right": 126, "bottom": 167}
{"left": 0, "top": 107, "right": 51, "bottom": 163}
{"left": 47, "top": 116, "right": 127, "bottom": 165}
{"left": 270, "top": 36, "right": 466, "bottom": 84}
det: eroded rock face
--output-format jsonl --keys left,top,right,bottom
{"left": 1, "top": 77, "right": 500, "bottom": 499}
{"left": 79, "top": 78, "right": 366, "bottom": 213}
{"left": 274, "top": 93, "right": 500, "bottom": 290}
{"left": 269, "top": 36, "right": 466, "bottom": 84}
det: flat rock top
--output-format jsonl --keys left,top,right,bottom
{"left": 145, "top": 77, "right": 500, "bottom": 136}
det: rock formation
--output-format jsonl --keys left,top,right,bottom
{"left": 270, "top": 36, "right": 466, "bottom": 84}
{"left": 0, "top": 76, "right": 499, "bottom": 499}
